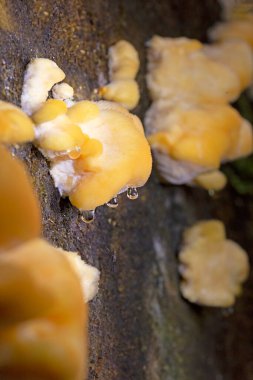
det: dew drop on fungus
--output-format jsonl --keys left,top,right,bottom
{"left": 68, "top": 146, "right": 81, "bottom": 159}
{"left": 107, "top": 197, "right": 118, "bottom": 208}
{"left": 81, "top": 210, "right": 95, "bottom": 223}
{"left": 127, "top": 187, "right": 138, "bottom": 200}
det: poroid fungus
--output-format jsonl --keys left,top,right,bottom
{"left": 145, "top": 35, "right": 253, "bottom": 190}
{"left": 179, "top": 220, "right": 249, "bottom": 307}
{"left": 99, "top": 40, "right": 141, "bottom": 110}
{"left": 21, "top": 58, "right": 65, "bottom": 115}
{"left": 0, "top": 145, "right": 100, "bottom": 379}
{"left": 21, "top": 58, "right": 152, "bottom": 220}
{"left": 145, "top": 101, "right": 252, "bottom": 188}
{"left": 0, "top": 101, "right": 35, "bottom": 144}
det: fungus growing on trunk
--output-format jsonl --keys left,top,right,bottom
{"left": 178, "top": 220, "right": 249, "bottom": 307}
{"left": 21, "top": 58, "right": 65, "bottom": 115}
{"left": 48, "top": 101, "right": 152, "bottom": 212}
{"left": 145, "top": 101, "right": 252, "bottom": 187}
{"left": 21, "top": 58, "right": 152, "bottom": 218}
{"left": 146, "top": 36, "right": 242, "bottom": 105}
{"left": 52, "top": 82, "right": 74, "bottom": 100}
{"left": 145, "top": 35, "right": 253, "bottom": 190}
{"left": 0, "top": 144, "right": 100, "bottom": 379}
{"left": 108, "top": 40, "right": 140, "bottom": 80}
{"left": 0, "top": 101, "right": 35, "bottom": 144}
{"left": 99, "top": 40, "right": 140, "bottom": 110}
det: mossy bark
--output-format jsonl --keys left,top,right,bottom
{"left": 1, "top": 1, "right": 253, "bottom": 379}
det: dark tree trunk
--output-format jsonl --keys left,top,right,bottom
{"left": 1, "top": 1, "right": 253, "bottom": 379}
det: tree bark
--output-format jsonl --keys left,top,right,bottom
{"left": 1, "top": 1, "right": 253, "bottom": 379}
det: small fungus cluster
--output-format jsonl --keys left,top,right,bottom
{"left": 99, "top": 40, "right": 141, "bottom": 110}
{"left": 145, "top": 12, "right": 253, "bottom": 191}
{"left": 0, "top": 140, "right": 99, "bottom": 379}
{"left": 20, "top": 58, "right": 152, "bottom": 219}
{"left": 178, "top": 220, "right": 249, "bottom": 307}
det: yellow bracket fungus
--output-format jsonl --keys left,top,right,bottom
{"left": 46, "top": 100, "right": 152, "bottom": 213}
{"left": 32, "top": 101, "right": 86, "bottom": 155}
{"left": 0, "top": 145, "right": 100, "bottom": 379}
{"left": 99, "top": 40, "right": 140, "bottom": 110}
{"left": 146, "top": 35, "right": 253, "bottom": 190}
{"left": 0, "top": 145, "right": 41, "bottom": 250}
{"left": 20, "top": 58, "right": 151, "bottom": 219}
{"left": 208, "top": 7, "right": 253, "bottom": 97}
{"left": 21, "top": 58, "right": 65, "bottom": 115}
{"left": 146, "top": 36, "right": 242, "bottom": 105}
{"left": 203, "top": 40, "right": 253, "bottom": 91}
{"left": 209, "top": 16, "right": 253, "bottom": 49}
{"left": 218, "top": 0, "right": 253, "bottom": 21}
{"left": 52, "top": 82, "right": 74, "bottom": 100}
{"left": 179, "top": 220, "right": 249, "bottom": 307}
{"left": 193, "top": 170, "right": 227, "bottom": 192}
{"left": 146, "top": 101, "right": 252, "bottom": 187}
{"left": 67, "top": 100, "right": 100, "bottom": 123}
{"left": 99, "top": 79, "right": 140, "bottom": 110}
{"left": 0, "top": 101, "right": 35, "bottom": 144}
{"left": 108, "top": 40, "right": 140, "bottom": 81}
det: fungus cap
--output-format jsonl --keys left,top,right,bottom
{"left": 0, "top": 238, "right": 87, "bottom": 379}
{"left": 0, "top": 101, "right": 35, "bottom": 144}
{"left": 146, "top": 101, "right": 253, "bottom": 169}
{"left": 179, "top": 220, "right": 249, "bottom": 307}
{"left": 0, "top": 145, "right": 41, "bottom": 250}
{"left": 209, "top": 19, "right": 253, "bottom": 48}
{"left": 63, "top": 251, "right": 100, "bottom": 302}
{"left": 204, "top": 40, "right": 253, "bottom": 90}
{"left": 146, "top": 36, "right": 241, "bottom": 104}
{"left": 68, "top": 101, "right": 152, "bottom": 210}
{"left": 99, "top": 79, "right": 140, "bottom": 110}
{"left": 52, "top": 83, "right": 74, "bottom": 100}
{"left": 33, "top": 100, "right": 86, "bottom": 154}
{"left": 109, "top": 40, "right": 140, "bottom": 80}
{"left": 194, "top": 170, "right": 227, "bottom": 191}
{"left": 21, "top": 58, "right": 65, "bottom": 115}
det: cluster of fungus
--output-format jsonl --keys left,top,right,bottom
{"left": 145, "top": 8, "right": 253, "bottom": 192}
{"left": 20, "top": 58, "right": 152, "bottom": 222}
{"left": 99, "top": 40, "right": 141, "bottom": 110}
{"left": 0, "top": 17, "right": 250, "bottom": 380}
{"left": 178, "top": 220, "right": 249, "bottom": 307}
{"left": 0, "top": 121, "right": 100, "bottom": 378}
{"left": 144, "top": 2, "right": 252, "bottom": 308}
{"left": 0, "top": 46, "right": 151, "bottom": 377}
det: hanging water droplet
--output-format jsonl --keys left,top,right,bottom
{"left": 107, "top": 197, "right": 118, "bottom": 208}
{"left": 81, "top": 210, "right": 95, "bottom": 223}
{"left": 91, "top": 88, "right": 100, "bottom": 101}
{"left": 127, "top": 187, "right": 138, "bottom": 200}
{"left": 221, "top": 307, "right": 234, "bottom": 317}
{"left": 208, "top": 189, "right": 215, "bottom": 197}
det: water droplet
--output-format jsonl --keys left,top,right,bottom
{"left": 81, "top": 210, "right": 95, "bottom": 223}
{"left": 221, "top": 307, "right": 234, "bottom": 317}
{"left": 107, "top": 197, "right": 118, "bottom": 208}
{"left": 127, "top": 187, "right": 138, "bottom": 200}
{"left": 68, "top": 146, "right": 81, "bottom": 159}
{"left": 91, "top": 88, "right": 100, "bottom": 101}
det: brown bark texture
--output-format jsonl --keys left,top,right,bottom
{"left": 0, "top": 1, "right": 253, "bottom": 379}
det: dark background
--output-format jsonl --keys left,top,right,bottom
{"left": 1, "top": 1, "right": 253, "bottom": 379}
